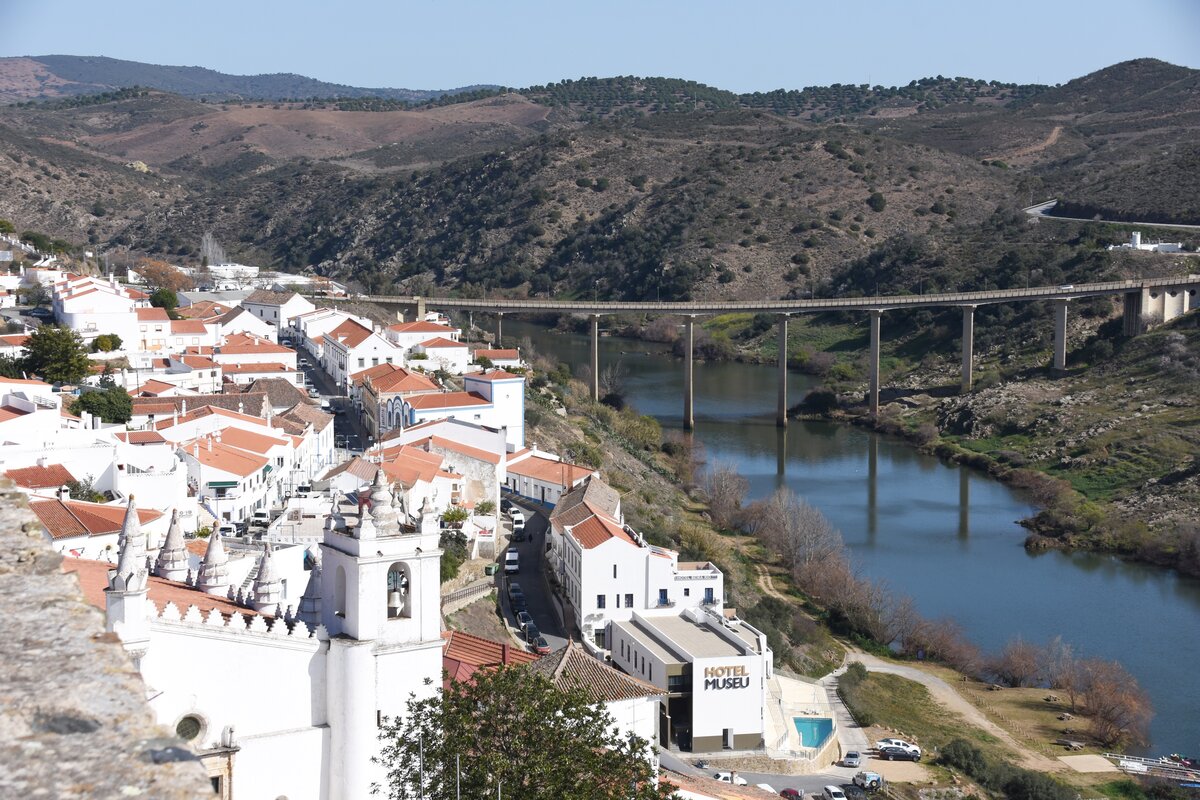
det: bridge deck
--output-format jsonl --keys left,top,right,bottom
{"left": 367, "top": 276, "right": 1199, "bottom": 315}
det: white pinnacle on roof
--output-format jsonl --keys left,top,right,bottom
{"left": 296, "top": 560, "right": 322, "bottom": 628}
{"left": 251, "top": 541, "right": 282, "bottom": 612}
{"left": 109, "top": 495, "right": 149, "bottom": 593}
{"left": 326, "top": 490, "right": 346, "bottom": 532}
{"left": 154, "top": 509, "right": 189, "bottom": 583}
{"left": 356, "top": 500, "right": 377, "bottom": 541}
{"left": 196, "top": 527, "right": 230, "bottom": 596}
{"left": 368, "top": 468, "right": 399, "bottom": 536}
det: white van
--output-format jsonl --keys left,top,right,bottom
{"left": 504, "top": 550, "right": 519, "bottom": 575}
{"left": 822, "top": 786, "right": 847, "bottom": 800}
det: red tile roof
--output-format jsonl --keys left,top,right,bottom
{"left": 0, "top": 406, "right": 31, "bottom": 423}
{"left": 369, "top": 368, "right": 439, "bottom": 395}
{"left": 222, "top": 362, "right": 297, "bottom": 374}
{"left": 568, "top": 513, "right": 637, "bottom": 549}
{"left": 418, "top": 336, "right": 467, "bottom": 349}
{"left": 441, "top": 629, "right": 538, "bottom": 688}
{"left": 0, "top": 334, "right": 30, "bottom": 348}
{"left": 405, "top": 391, "right": 489, "bottom": 410}
{"left": 181, "top": 436, "right": 270, "bottom": 477}
{"left": 507, "top": 454, "right": 595, "bottom": 486}
{"left": 466, "top": 370, "right": 522, "bottom": 382}
{"left": 170, "top": 319, "right": 208, "bottom": 335}
{"left": 528, "top": 640, "right": 662, "bottom": 702}
{"left": 388, "top": 321, "right": 457, "bottom": 334}
{"left": 31, "top": 499, "right": 163, "bottom": 540}
{"left": 115, "top": 431, "right": 168, "bottom": 445}
{"left": 63, "top": 558, "right": 271, "bottom": 621}
{"left": 4, "top": 463, "right": 75, "bottom": 488}
{"left": 325, "top": 318, "right": 374, "bottom": 348}
{"left": 417, "top": 435, "right": 502, "bottom": 465}
{"left": 472, "top": 348, "right": 519, "bottom": 360}
{"left": 136, "top": 307, "right": 170, "bottom": 322}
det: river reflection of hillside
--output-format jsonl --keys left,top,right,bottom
{"left": 504, "top": 318, "right": 1200, "bottom": 754}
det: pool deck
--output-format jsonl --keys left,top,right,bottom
{"left": 766, "top": 672, "right": 840, "bottom": 759}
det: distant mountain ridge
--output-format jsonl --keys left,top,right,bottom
{"left": 0, "top": 54, "right": 497, "bottom": 103}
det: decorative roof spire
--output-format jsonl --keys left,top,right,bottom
{"left": 296, "top": 559, "right": 322, "bottom": 628}
{"left": 196, "top": 526, "right": 230, "bottom": 596}
{"left": 369, "top": 468, "right": 400, "bottom": 536}
{"left": 356, "top": 500, "right": 377, "bottom": 541}
{"left": 326, "top": 490, "right": 346, "bottom": 532}
{"left": 251, "top": 541, "right": 282, "bottom": 613}
{"left": 154, "top": 509, "right": 189, "bottom": 582}
{"left": 109, "top": 496, "right": 148, "bottom": 593}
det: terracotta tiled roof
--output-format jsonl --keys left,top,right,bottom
{"left": 136, "top": 307, "right": 170, "bottom": 322}
{"left": 179, "top": 355, "right": 218, "bottom": 369}
{"left": 181, "top": 436, "right": 270, "bottom": 477}
{"left": 417, "top": 435, "right": 502, "bottom": 465}
{"left": 417, "top": 336, "right": 467, "bottom": 349}
{"left": 350, "top": 362, "right": 400, "bottom": 385}
{"left": 441, "top": 630, "right": 538, "bottom": 688}
{"left": 185, "top": 539, "right": 208, "bottom": 558}
{"left": 277, "top": 400, "right": 333, "bottom": 432}
{"left": 175, "top": 300, "right": 231, "bottom": 320}
{"left": 325, "top": 318, "right": 373, "bottom": 348}
{"left": 549, "top": 477, "right": 621, "bottom": 526}
{"left": 528, "top": 640, "right": 661, "bottom": 703}
{"left": 115, "top": 431, "right": 167, "bottom": 445}
{"left": 63, "top": 558, "right": 272, "bottom": 621}
{"left": 222, "top": 362, "right": 297, "bottom": 374}
{"left": 31, "top": 498, "right": 162, "bottom": 540}
{"left": 153, "top": 403, "right": 270, "bottom": 431}
{"left": 0, "top": 377, "right": 52, "bottom": 388}
{"left": 321, "top": 457, "right": 378, "bottom": 483}
{"left": 388, "top": 321, "right": 457, "bottom": 334}
{"left": 370, "top": 368, "right": 439, "bottom": 395}
{"left": 214, "top": 426, "right": 290, "bottom": 454}
{"left": 211, "top": 334, "right": 295, "bottom": 356}
{"left": 0, "top": 406, "right": 31, "bottom": 423}
{"left": 472, "top": 348, "right": 519, "bottom": 360}
{"left": 4, "top": 463, "right": 75, "bottom": 488}
{"left": 507, "top": 454, "right": 595, "bottom": 486}
{"left": 241, "top": 378, "right": 308, "bottom": 409}
{"left": 0, "top": 334, "right": 30, "bottom": 348}
{"left": 132, "top": 378, "right": 177, "bottom": 396}
{"left": 568, "top": 513, "right": 636, "bottom": 549}
{"left": 465, "top": 369, "right": 521, "bottom": 382}
{"left": 244, "top": 288, "right": 301, "bottom": 306}
{"left": 405, "top": 391, "right": 489, "bottom": 410}
{"left": 170, "top": 319, "right": 208, "bottom": 335}
{"left": 133, "top": 393, "right": 267, "bottom": 418}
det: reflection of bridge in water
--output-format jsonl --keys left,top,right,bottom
{"left": 368, "top": 276, "right": 1200, "bottom": 429}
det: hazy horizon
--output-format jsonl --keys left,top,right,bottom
{"left": 3, "top": 0, "right": 1198, "bottom": 93}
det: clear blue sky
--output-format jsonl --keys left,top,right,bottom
{"left": 4, "top": 0, "right": 1198, "bottom": 92}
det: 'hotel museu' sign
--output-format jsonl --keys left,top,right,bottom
{"left": 703, "top": 664, "right": 750, "bottom": 690}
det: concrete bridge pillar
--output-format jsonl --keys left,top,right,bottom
{"left": 496, "top": 312, "right": 504, "bottom": 347}
{"left": 868, "top": 309, "right": 882, "bottom": 418}
{"left": 415, "top": 296, "right": 426, "bottom": 321}
{"left": 961, "top": 305, "right": 976, "bottom": 393}
{"left": 1053, "top": 299, "right": 1069, "bottom": 372}
{"left": 777, "top": 315, "right": 789, "bottom": 428}
{"left": 589, "top": 314, "right": 600, "bottom": 402}
{"left": 683, "top": 316, "right": 695, "bottom": 430}
{"left": 1123, "top": 291, "right": 1144, "bottom": 337}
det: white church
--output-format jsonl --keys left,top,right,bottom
{"left": 74, "top": 472, "right": 444, "bottom": 800}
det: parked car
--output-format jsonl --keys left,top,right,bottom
{"left": 504, "top": 550, "right": 519, "bottom": 574}
{"left": 320, "top": 399, "right": 332, "bottom": 412}
{"left": 299, "top": 357, "right": 311, "bottom": 367}
{"left": 216, "top": 523, "right": 237, "bottom": 538}
{"left": 509, "top": 508, "right": 525, "bottom": 525}
{"left": 512, "top": 519, "right": 526, "bottom": 537}
{"left": 506, "top": 580, "right": 522, "bottom": 600}
{"left": 875, "top": 738, "right": 920, "bottom": 756}
{"left": 822, "top": 786, "right": 848, "bottom": 800}
{"left": 307, "top": 387, "right": 320, "bottom": 398}
{"left": 877, "top": 746, "right": 920, "bottom": 762}
{"left": 509, "top": 592, "right": 527, "bottom": 614}
{"left": 530, "top": 635, "right": 551, "bottom": 655}
{"left": 515, "top": 611, "right": 534, "bottom": 630}
{"left": 779, "top": 790, "right": 802, "bottom": 799}
{"left": 249, "top": 511, "right": 271, "bottom": 529}
{"left": 523, "top": 622, "right": 541, "bottom": 643}
{"left": 500, "top": 498, "right": 513, "bottom": 512}
{"left": 280, "top": 338, "right": 293, "bottom": 347}
{"left": 713, "top": 771, "right": 747, "bottom": 786}
{"left": 853, "top": 772, "right": 885, "bottom": 791}
{"left": 842, "top": 751, "right": 862, "bottom": 768}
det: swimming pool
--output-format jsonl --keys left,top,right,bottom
{"left": 792, "top": 717, "right": 833, "bottom": 748}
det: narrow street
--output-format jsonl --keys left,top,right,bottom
{"left": 498, "top": 497, "right": 568, "bottom": 652}
{"left": 297, "top": 360, "right": 371, "bottom": 457}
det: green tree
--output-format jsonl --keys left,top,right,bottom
{"left": 866, "top": 192, "right": 887, "bottom": 212}
{"left": 20, "top": 230, "right": 52, "bottom": 252}
{"left": 149, "top": 287, "right": 179, "bottom": 311}
{"left": 24, "top": 325, "right": 90, "bottom": 384}
{"left": 375, "top": 666, "right": 671, "bottom": 800}
{"left": 66, "top": 476, "right": 105, "bottom": 503}
{"left": 0, "top": 354, "right": 23, "bottom": 378}
{"left": 0, "top": 218, "right": 14, "bottom": 234}
{"left": 21, "top": 282, "right": 50, "bottom": 308}
{"left": 474, "top": 355, "right": 494, "bottom": 369}
{"left": 73, "top": 385, "right": 133, "bottom": 424}
{"left": 91, "top": 333, "right": 123, "bottom": 353}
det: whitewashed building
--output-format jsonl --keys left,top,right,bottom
{"left": 242, "top": 289, "right": 316, "bottom": 329}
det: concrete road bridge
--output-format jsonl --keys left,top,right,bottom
{"left": 366, "top": 276, "right": 1200, "bottom": 429}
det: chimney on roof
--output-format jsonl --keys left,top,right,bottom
{"left": 181, "top": 399, "right": 188, "bottom": 415}
{"left": 58, "top": 485, "right": 69, "bottom": 502}
{"left": 501, "top": 641, "right": 509, "bottom": 665}
{"left": 207, "top": 436, "right": 213, "bottom": 452}
{"left": 37, "top": 456, "right": 48, "bottom": 468}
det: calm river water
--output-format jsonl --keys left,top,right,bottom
{"left": 504, "top": 318, "right": 1200, "bottom": 756}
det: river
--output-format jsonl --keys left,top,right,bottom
{"left": 504, "top": 318, "right": 1200, "bottom": 756}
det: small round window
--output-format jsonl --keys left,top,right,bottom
{"left": 176, "top": 715, "right": 202, "bottom": 741}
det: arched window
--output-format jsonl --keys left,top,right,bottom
{"left": 386, "top": 562, "right": 411, "bottom": 619}
{"left": 334, "top": 565, "right": 347, "bottom": 618}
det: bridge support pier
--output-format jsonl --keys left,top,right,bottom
{"left": 777, "top": 315, "right": 789, "bottom": 428}
{"left": 496, "top": 312, "right": 504, "bottom": 347}
{"left": 684, "top": 316, "right": 695, "bottom": 430}
{"left": 1053, "top": 300, "right": 1069, "bottom": 372}
{"left": 961, "top": 305, "right": 976, "bottom": 393}
{"left": 589, "top": 314, "right": 600, "bottom": 402}
{"left": 868, "top": 309, "right": 882, "bottom": 418}
{"left": 1122, "top": 291, "right": 1144, "bottom": 337}
{"left": 415, "top": 296, "right": 426, "bottom": 321}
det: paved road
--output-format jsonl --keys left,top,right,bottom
{"left": 658, "top": 748, "right": 862, "bottom": 798}
{"left": 357, "top": 274, "right": 1200, "bottom": 316}
{"left": 297, "top": 361, "right": 372, "bottom": 456}
{"left": 1025, "top": 199, "right": 1200, "bottom": 231}
{"left": 499, "top": 499, "right": 567, "bottom": 653}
